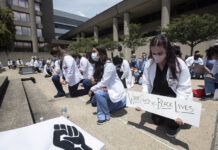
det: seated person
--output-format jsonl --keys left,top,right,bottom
{"left": 34, "top": 58, "right": 41, "bottom": 73}
{"left": 113, "top": 56, "right": 134, "bottom": 88}
{"left": 43, "top": 62, "right": 53, "bottom": 77}
{"left": 203, "top": 45, "right": 218, "bottom": 99}
{"left": 129, "top": 54, "right": 137, "bottom": 68}
{"left": 89, "top": 45, "right": 126, "bottom": 125}
{"left": 185, "top": 50, "right": 203, "bottom": 79}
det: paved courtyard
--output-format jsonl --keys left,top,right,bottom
{"left": 0, "top": 68, "right": 218, "bottom": 150}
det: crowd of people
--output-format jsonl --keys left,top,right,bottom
{"left": 1, "top": 35, "right": 218, "bottom": 138}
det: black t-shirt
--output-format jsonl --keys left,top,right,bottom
{"left": 151, "top": 64, "right": 176, "bottom": 98}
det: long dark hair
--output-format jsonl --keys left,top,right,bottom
{"left": 93, "top": 45, "right": 109, "bottom": 82}
{"left": 149, "top": 35, "right": 181, "bottom": 80}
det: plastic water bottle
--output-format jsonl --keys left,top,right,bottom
{"left": 61, "top": 107, "right": 67, "bottom": 118}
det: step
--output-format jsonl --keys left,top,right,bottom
{"left": 0, "top": 79, "right": 33, "bottom": 132}
{"left": 0, "top": 76, "right": 9, "bottom": 106}
{"left": 23, "top": 80, "right": 58, "bottom": 123}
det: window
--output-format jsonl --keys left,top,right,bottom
{"left": 35, "top": 16, "right": 41, "bottom": 24}
{"left": 15, "top": 26, "right": 31, "bottom": 36}
{"left": 35, "top": 2, "right": 40, "bottom": 11}
{"left": 10, "top": 0, "right": 28, "bottom": 8}
{"left": 14, "top": 41, "right": 32, "bottom": 48}
{"left": 37, "top": 29, "right": 42, "bottom": 37}
{"left": 13, "top": 11, "right": 30, "bottom": 22}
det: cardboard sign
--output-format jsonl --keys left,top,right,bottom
{"left": 127, "top": 91, "right": 202, "bottom": 127}
{"left": 0, "top": 117, "right": 104, "bottom": 150}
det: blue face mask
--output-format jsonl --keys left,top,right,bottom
{"left": 55, "top": 57, "right": 60, "bottom": 61}
{"left": 91, "top": 53, "right": 99, "bottom": 62}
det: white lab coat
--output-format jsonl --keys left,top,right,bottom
{"left": 91, "top": 61, "right": 126, "bottom": 103}
{"left": 120, "top": 60, "right": 134, "bottom": 88}
{"left": 34, "top": 60, "right": 40, "bottom": 68}
{"left": 16, "top": 60, "right": 23, "bottom": 66}
{"left": 7, "top": 61, "right": 12, "bottom": 66}
{"left": 54, "top": 60, "right": 61, "bottom": 75}
{"left": 142, "top": 58, "right": 193, "bottom": 101}
{"left": 43, "top": 64, "right": 53, "bottom": 76}
{"left": 79, "top": 57, "right": 94, "bottom": 79}
{"left": 30, "top": 59, "right": 34, "bottom": 66}
{"left": 211, "top": 60, "right": 218, "bottom": 75}
{"left": 185, "top": 56, "right": 203, "bottom": 67}
{"left": 62, "top": 55, "right": 82, "bottom": 86}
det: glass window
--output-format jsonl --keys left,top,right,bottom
{"left": 26, "top": 14, "right": 30, "bottom": 22}
{"left": 15, "top": 26, "right": 22, "bottom": 35}
{"left": 13, "top": 11, "right": 20, "bottom": 21}
{"left": 8, "top": 0, "right": 12, "bottom": 5}
{"left": 20, "top": 13, "right": 26, "bottom": 22}
{"left": 35, "top": 16, "right": 41, "bottom": 24}
{"left": 37, "top": 29, "right": 42, "bottom": 37}
{"left": 21, "top": 27, "right": 28, "bottom": 35}
{"left": 19, "top": 0, "right": 25, "bottom": 8}
{"left": 35, "top": 2, "right": 40, "bottom": 11}
{"left": 12, "top": 0, "right": 18, "bottom": 6}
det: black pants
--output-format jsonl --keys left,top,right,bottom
{"left": 121, "top": 78, "right": 127, "bottom": 88}
{"left": 151, "top": 114, "right": 179, "bottom": 130}
{"left": 35, "top": 67, "right": 41, "bottom": 73}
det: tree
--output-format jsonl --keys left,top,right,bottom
{"left": 68, "top": 37, "right": 97, "bottom": 53}
{"left": 162, "top": 13, "right": 218, "bottom": 56}
{"left": 0, "top": 8, "right": 15, "bottom": 51}
{"left": 121, "top": 23, "right": 147, "bottom": 54}
{"left": 99, "top": 37, "right": 118, "bottom": 51}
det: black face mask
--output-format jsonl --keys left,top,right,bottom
{"left": 194, "top": 54, "right": 200, "bottom": 59}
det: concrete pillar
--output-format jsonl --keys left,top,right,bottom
{"left": 113, "top": 17, "right": 119, "bottom": 42}
{"left": 81, "top": 32, "right": 85, "bottom": 38}
{"left": 124, "top": 12, "right": 130, "bottom": 36}
{"left": 0, "top": 0, "right": 7, "bottom": 8}
{"left": 94, "top": 26, "right": 99, "bottom": 43}
{"left": 29, "top": 0, "right": 38, "bottom": 53}
{"left": 124, "top": 12, "right": 130, "bottom": 59}
{"left": 161, "top": 0, "right": 170, "bottom": 28}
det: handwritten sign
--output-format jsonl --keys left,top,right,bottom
{"left": 127, "top": 91, "right": 202, "bottom": 127}
{"left": 0, "top": 117, "right": 104, "bottom": 150}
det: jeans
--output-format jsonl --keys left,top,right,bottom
{"left": 134, "top": 71, "right": 142, "bottom": 83}
{"left": 204, "top": 73, "right": 218, "bottom": 94}
{"left": 82, "top": 79, "right": 92, "bottom": 94}
{"left": 190, "top": 68, "right": 201, "bottom": 79}
{"left": 52, "top": 75, "right": 79, "bottom": 97}
{"left": 93, "top": 90, "right": 126, "bottom": 121}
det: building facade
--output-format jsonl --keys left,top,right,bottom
{"left": 0, "top": 0, "right": 55, "bottom": 53}
{"left": 53, "top": 9, "right": 89, "bottom": 39}
{"left": 60, "top": 0, "right": 218, "bottom": 59}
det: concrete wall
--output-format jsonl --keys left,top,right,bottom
{"left": 0, "top": 52, "right": 51, "bottom": 66}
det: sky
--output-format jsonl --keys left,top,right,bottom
{"left": 53, "top": 0, "right": 123, "bottom": 18}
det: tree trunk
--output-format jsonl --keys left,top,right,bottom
{"left": 190, "top": 42, "right": 194, "bottom": 56}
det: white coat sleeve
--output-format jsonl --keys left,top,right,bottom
{"left": 65, "top": 57, "right": 74, "bottom": 83}
{"left": 185, "top": 57, "right": 192, "bottom": 67}
{"left": 121, "top": 61, "right": 129, "bottom": 80}
{"left": 175, "top": 61, "right": 193, "bottom": 101}
{"left": 79, "top": 58, "right": 87, "bottom": 72}
{"left": 199, "top": 58, "right": 203, "bottom": 65}
{"left": 91, "top": 63, "right": 115, "bottom": 92}
{"left": 43, "top": 66, "right": 48, "bottom": 76}
{"left": 142, "top": 62, "right": 152, "bottom": 93}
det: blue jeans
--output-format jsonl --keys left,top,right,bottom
{"left": 190, "top": 68, "right": 201, "bottom": 79}
{"left": 52, "top": 75, "right": 65, "bottom": 96}
{"left": 134, "top": 72, "right": 141, "bottom": 83}
{"left": 82, "top": 79, "right": 92, "bottom": 94}
{"left": 93, "top": 90, "right": 126, "bottom": 121}
{"left": 204, "top": 74, "right": 218, "bottom": 94}
{"left": 52, "top": 75, "right": 79, "bottom": 97}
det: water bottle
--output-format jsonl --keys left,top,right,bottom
{"left": 61, "top": 107, "right": 67, "bottom": 118}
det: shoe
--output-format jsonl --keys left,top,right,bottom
{"left": 202, "top": 94, "right": 213, "bottom": 100}
{"left": 86, "top": 100, "right": 91, "bottom": 105}
{"left": 166, "top": 128, "right": 180, "bottom": 138}
{"left": 54, "top": 94, "right": 65, "bottom": 98}
{"left": 92, "top": 103, "right": 97, "bottom": 107}
{"left": 97, "top": 120, "right": 106, "bottom": 125}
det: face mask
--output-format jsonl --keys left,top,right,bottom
{"left": 91, "top": 53, "right": 99, "bottom": 62}
{"left": 55, "top": 57, "right": 60, "bottom": 61}
{"left": 153, "top": 53, "right": 166, "bottom": 64}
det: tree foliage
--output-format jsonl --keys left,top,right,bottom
{"left": 162, "top": 13, "right": 218, "bottom": 56}
{"left": 0, "top": 8, "right": 15, "bottom": 51}
{"left": 121, "top": 23, "right": 147, "bottom": 54}
{"left": 99, "top": 37, "right": 118, "bottom": 51}
{"left": 68, "top": 37, "right": 97, "bottom": 53}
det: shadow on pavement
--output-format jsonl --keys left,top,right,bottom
{"left": 128, "top": 112, "right": 190, "bottom": 150}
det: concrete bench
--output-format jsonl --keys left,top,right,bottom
{"left": 0, "top": 76, "right": 9, "bottom": 107}
{"left": 23, "top": 81, "right": 59, "bottom": 123}
{"left": 0, "top": 79, "right": 33, "bottom": 131}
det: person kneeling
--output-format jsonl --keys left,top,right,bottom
{"left": 88, "top": 45, "right": 126, "bottom": 125}
{"left": 44, "top": 62, "right": 53, "bottom": 78}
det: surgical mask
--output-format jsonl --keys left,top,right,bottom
{"left": 91, "top": 53, "right": 99, "bottom": 62}
{"left": 153, "top": 54, "right": 166, "bottom": 63}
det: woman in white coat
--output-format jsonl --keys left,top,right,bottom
{"left": 138, "top": 35, "right": 193, "bottom": 137}
{"left": 88, "top": 45, "right": 126, "bottom": 125}
{"left": 51, "top": 46, "right": 82, "bottom": 98}
{"left": 113, "top": 56, "right": 134, "bottom": 88}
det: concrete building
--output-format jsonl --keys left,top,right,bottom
{"left": 60, "top": 0, "right": 218, "bottom": 59}
{"left": 0, "top": 0, "right": 55, "bottom": 53}
{"left": 53, "top": 9, "right": 89, "bottom": 39}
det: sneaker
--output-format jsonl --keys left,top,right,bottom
{"left": 97, "top": 120, "right": 106, "bottom": 125}
{"left": 86, "top": 100, "right": 91, "bottom": 105}
{"left": 166, "top": 128, "right": 180, "bottom": 138}
{"left": 54, "top": 94, "right": 65, "bottom": 98}
{"left": 202, "top": 94, "right": 213, "bottom": 100}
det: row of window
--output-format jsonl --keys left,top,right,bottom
{"left": 8, "top": 0, "right": 41, "bottom": 11}
{"left": 15, "top": 26, "right": 42, "bottom": 37}
{"left": 14, "top": 41, "right": 46, "bottom": 49}
{"left": 13, "top": 11, "right": 41, "bottom": 24}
